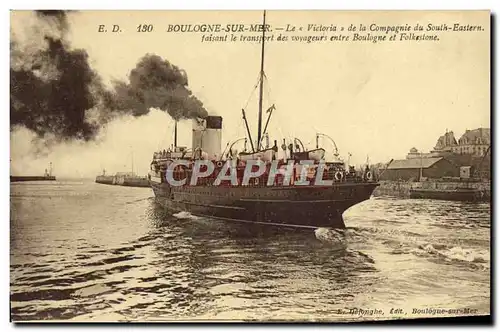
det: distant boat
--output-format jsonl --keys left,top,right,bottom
{"left": 95, "top": 169, "right": 150, "bottom": 188}
{"left": 11, "top": 163, "right": 56, "bottom": 182}
{"left": 115, "top": 172, "right": 150, "bottom": 187}
{"left": 95, "top": 148, "right": 150, "bottom": 188}
{"left": 120, "top": 173, "right": 150, "bottom": 188}
{"left": 95, "top": 169, "right": 115, "bottom": 185}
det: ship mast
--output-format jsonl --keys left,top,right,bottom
{"left": 174, "top": 120, "right": 178, "bottom": 148}
{"left": 242, "top": 109, "right": 255, "bottom": 152}
{"left": 257, "top": 10, "right": 266, "bottom": 151}
{"left": 131, "top": 148, "right": 134, "bottom": 174}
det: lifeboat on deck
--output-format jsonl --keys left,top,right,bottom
{"left": 238, "top": 147, "right": 275, "bottom": 162}
{"left": 305, "top": 148, "right": 325, "bottom": 162}
{"left": 292, "top": 148, "right": 326, "bottom": 162}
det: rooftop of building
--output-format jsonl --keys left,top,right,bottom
{"left": 459, "top": 128, "right": 490, "bottom": 144}
{"left": 387, "top": 157, "right": 444, "bottom": 170}
{"left": 434, "top": 131, "right": 458, "bottom": 150}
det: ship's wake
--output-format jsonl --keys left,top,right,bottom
{"left": 159, "top": 208, "right": 489, "bottom": 271}
{"left": 412, "top": 243, "right": 489, "bottom": 265}
{"left": 313, "top": 227, "right": 377, "bottom": 267}
{"left": 351, "top": 225, "right": 490, "bottom": 270}
{"left": 314, "top": 227, "right": 366, "bottom": 244}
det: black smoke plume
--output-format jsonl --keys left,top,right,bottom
{"left": 35, "top": 10, "right": 69, "bottom": 31}
{"left": 10, "top": 10, "right": 104, "bottom": 141}
{"left": 10, "top": 11, "right": 207, "bottom": 143}
{"left": 105, "top": 54, "right": 208, "bottom": 121}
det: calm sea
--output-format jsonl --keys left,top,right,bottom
{"left": 10, "top": 180, "right": 490, "bottom": 322}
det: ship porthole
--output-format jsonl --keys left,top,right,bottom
{"left": 216, "top": 161, "right": 224, "bottom": 168}
{"left": 335, "top": 171, "right": 343, "bottom": 181}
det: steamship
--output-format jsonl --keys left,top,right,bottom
{"left": 96, "top": 149, "right": 150, "bottom": 187}
{"left": 96, "top": 170, "right": 150, "bottom": 187}
{"left": 148, "top": 11, "right": 379, "bottom": 229}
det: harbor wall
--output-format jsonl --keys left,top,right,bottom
{"left": 11, "top": 176, "right": 56, "bottom": 182}
{"left": 373, "top": 180, "right": 491, "bottom": 199}
{"left": 373, "top": 181, "right": 412, "bottom": 198}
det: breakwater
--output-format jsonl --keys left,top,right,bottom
{"left": 11, "top": 176, "right": 56, "bottom": 182}
{"left": 373, "top": 180, "right": 491, "bottom": 200}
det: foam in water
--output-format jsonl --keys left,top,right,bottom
{"left": 442, "top": 246, "right": 489, "bottom": 263}
{"left": 173, "top": 211, "right": 200, "bottom": 220}
{"left": 314, "top": 227, "right": 344, "bottom": 244}
{"left": 414, "top": 243, "right": 489, "bottom": 264}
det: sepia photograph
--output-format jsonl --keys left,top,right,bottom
{"left": 9, "top": 9, "right": 491, "bottom": 323}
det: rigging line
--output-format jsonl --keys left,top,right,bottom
{"left": 245, "top": 77, "right": 261, "bottom": 109}
{"left": 263, "top": 77, "right": 271, "bottom": 104}
{"left": 263, "top": 86, "right": 274, "bottom": 112}
{"left": 242, "top": 73, "right": 263, "bottom": 111}
{"left": 263, "top": 73, "right": 274, "bottom": 104}
{"left": 158, "top": 121, "right": 173, "bottom": 150}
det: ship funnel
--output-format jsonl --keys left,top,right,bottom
{"left": 192, "top": 116, "right": 223, "bottom": 160}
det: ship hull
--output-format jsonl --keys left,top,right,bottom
{"left": 11, "top": 176, "right": 56, "bottom": 182}
{"left": 150, "top": 182, "right": 379, "bottom": 228}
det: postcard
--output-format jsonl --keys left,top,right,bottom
{"left": 10, "top": 10, "right": 490, "bottom": 323}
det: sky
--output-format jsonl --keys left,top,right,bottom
{"left": 10, "top": 10, "right": 490, "bottom": 177}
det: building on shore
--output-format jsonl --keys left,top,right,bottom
{"left": 455, "top": 128, "right": 490, "bottom": 156}
{"left": 391, "top": 128, "right": 491, "bottom": 181}
{"left": 406, "top": 128, "right": 490, "bottom": 160}
{"left": 379, "top": 157, "right": 459, "bottom": 181}
{"left": 431, "top": 130, "right": 459, "bottom": 155}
